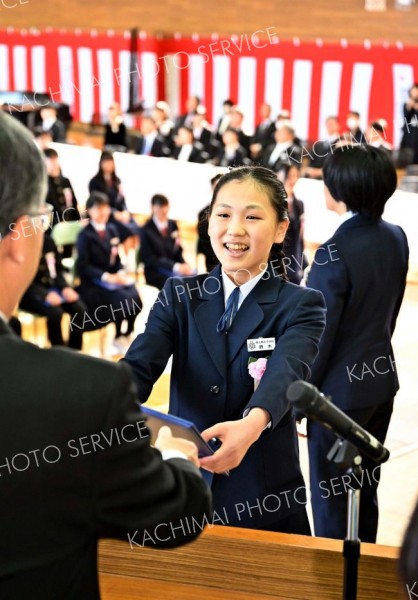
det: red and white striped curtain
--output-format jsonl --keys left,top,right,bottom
{"left": 1, "top": 28, "right": 418, "bottom": 145}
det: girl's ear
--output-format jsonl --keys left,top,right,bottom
{"left": 274, "top": 219, "right": 289, "bottom": 244}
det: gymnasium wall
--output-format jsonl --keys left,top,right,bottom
{"left": 1, "top": 0, "right": 418, "bottom": 44}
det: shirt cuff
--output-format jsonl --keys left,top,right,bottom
{"left": 242, "top": 407, "right": 272, "bottom": 430}
{"left": 161, "top": 449, "right": 188, "bottom": 461}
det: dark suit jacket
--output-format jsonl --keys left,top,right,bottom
{"left": 307, "top": 215, "right": 409, "bottom": 410}
{"left": 46, "top": 174, "right": 79, "bottom": 226}
{"left": 172, "top": 144, "right": 207, "bottom": 163}
{"left": 213, "top": 146, "right": 248, "bottom": 168}
{"left": 0, "top": 319, "right": 211, "bottom": 599}
{"left": 260, "top": 143, "right": 303, "bottom": 171}
{"left": 124, "top": 266, "right": 326, "bottom": 527}
{"left": 250, "top": 121, "right": 276, "bottom": 147}
{"left": 88, "top": 174, "right": 127, "bottom": 212}
{"left": 134, "top": 134, "right": 170, "bottom": 157}
{"left": 20, "top": 234, "right": 68, "bottom": 304}
{"left": 77, "top": 222, "right": 126, "bottom": 283}
{"left": 140, "top": 219, "right": 185, "bottom": 289}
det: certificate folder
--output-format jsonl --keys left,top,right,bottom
{"left": 140, "top": 406, "right": 215, "bottom": 459}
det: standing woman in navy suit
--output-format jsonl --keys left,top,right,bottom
{"left": 124, "top": 167, "right": 326, "bottom": 533}
{"left": 307, "top": 145, "right": 409, "bottom": 543}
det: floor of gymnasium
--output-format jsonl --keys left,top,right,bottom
{"left": 19, "top": 220, "right": 418, "bottom": 548}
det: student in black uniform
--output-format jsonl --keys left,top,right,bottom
{"left": 76, "top": 193, "right": 142, "bottom": 355}
{"left": 307, "top": 145, "right": 409, "bottom": 542}
{"left": 140, "top": 194, "right": 193, "bottom": 290}
{"left": 19, "top": 229, "right": 86, "bottom": 349}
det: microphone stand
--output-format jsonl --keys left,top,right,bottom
{"left": 326, "top": 438, "right": 363, "bottom": 600}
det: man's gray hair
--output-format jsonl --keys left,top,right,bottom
{"left": 0, "top": 112, "right": 47, "bottom": 238}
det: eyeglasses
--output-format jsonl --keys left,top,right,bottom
{"left": 26, "top": 203, "right": 54, "bottom": 232}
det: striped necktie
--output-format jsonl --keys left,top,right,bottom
{"left": 217, "top": 287, "right": 240, "bottom": 333}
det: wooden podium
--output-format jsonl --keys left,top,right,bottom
{"left": 99, "top": 525, "right": 402, "bottom": 600}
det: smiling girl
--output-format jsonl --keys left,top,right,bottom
{"left": 124, "top": 166, "right": 326, "bottom": 533}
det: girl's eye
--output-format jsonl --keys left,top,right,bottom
{"left": 217, "top": 213, "right": 230, "bottom": 218}
{"left": 246, "top": 215, "right": 261, "bottom": 220}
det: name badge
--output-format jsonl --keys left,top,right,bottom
{"left": 247, "top": 337, "right": 276, "bottom": 352}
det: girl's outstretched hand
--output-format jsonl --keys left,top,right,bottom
{"left": 200, "top": 408, "right": 270, "bottom": 473}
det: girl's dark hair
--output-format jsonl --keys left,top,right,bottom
{"left": 323, "top": 145, "right": 397, "bottom": 219}
{"left": 97, "top": 151, "right": 119, "bottom": 187}
{"left": 208, "top": 166, "right": 289, "bottom": 277}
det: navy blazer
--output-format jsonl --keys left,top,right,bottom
{"left": 124, "top": 266, "right": 326, "bottom": 527}
{"left": 140, "top": 219, "right": 185, "bottom": 289}
{"left": 307, "top": 214, "right": 409, "bottom": 411}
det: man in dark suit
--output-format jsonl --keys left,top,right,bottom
{"left": 0, "top": 111, "right": 211, "bottom": 599}
{"left": 174, "top": 95, "right": 200, "bottom": 131}
{"left": 134, "top": 115, "right": 171, "bottom": 157}
{"left": 212, "top": 128, "right": 249, "bottom": 168}
{"left": 140, "top": 194, "right": 193, "bottom": 289}
{"left": 306, "top": 145, "right": 409, "bottom": 543}
{"left": 260, "top": 122, "right": 302, "bottom": 172}
{"left": 249, "top": 103, "right": 276, "bottom": 160}
{"left": 228, "top": 106, "right": 251, "bottom": 154}
{"left": 191, "top": 106, "right": 216, "bottom": 157}
{"left": 40, "top": 105, "right": 67, "bottom": 142}
{"left": 172, "top": 126, "right": 208, "bottom": 163}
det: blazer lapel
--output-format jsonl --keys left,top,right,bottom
{"left": 194, "top": 266, "right": 227, "bottom": 379}
{"left": 227, "top": 271, "right": 284, "bottom": 365}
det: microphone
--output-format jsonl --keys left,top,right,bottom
{"left": 286, "top": 381, "right": 390, "bottom": 464}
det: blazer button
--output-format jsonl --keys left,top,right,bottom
{"left": 210, "top": 385, "right": 220, "bottom": 395}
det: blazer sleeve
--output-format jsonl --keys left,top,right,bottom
{"left": 94, "top": 361, "right": 212, "bottom": 547}
{"left": 306, "top": 243, "right": 350, "bottom": 387}
{"left": 123, "top": 283, "right": 177, "bottom": 403}
{"left": 243, "top": 288, "right": 326, "bottom": 429}
{"left": 140, "top": 226, "right": 179, "bottom": 274}
{"left": 76, "top": 230, "right": 107, "bottom": 282}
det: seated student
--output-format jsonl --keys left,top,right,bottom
{"left": 140, "top": 194, "right": 194, "bottom": 289}
{"left": 134, "top": 115, "right": 171, "bottom": 157}
{"left": 260, "top": 122, "right": 302, "bottom": 172}
{"left": 172, "top": 126, "right": 208, "bottom": 163}
{"left": 40, "top": 105, "right": 67, "bottom": 142}
{"left": 88, "top": 151, "right": 139, "bottom": 271}
{"left": 212, "top": 128, "right": 249, "bottom": 168}
{"left": 103, "top": 102, "right": 127, "bottom": 151}
{"left": 249, "top": 103, "right": 276, "bottom": 160}
{"left": 124, "top": 166, "right": 327, "bottom": 534}
{"left": 19, "top": 231, "right": 86, "bottom": 350}
{"left": 191, "top": 106, "right": 216, "bottom": 157}
{"left": 44, "top": 148, "right": 80, "bottom": 227}
{"left": 76, "top": 193, "right": 142, "bottom": 354}
{"left": 277, "top": 164, "right": 307, "bottom": 285}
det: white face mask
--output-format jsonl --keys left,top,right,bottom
{"left": 347, "top": 117, "right": 359, "bottom": 130}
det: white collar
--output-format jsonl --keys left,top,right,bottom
{"left": 221, "top": 268, "right": 266, "bottom": 308}
{"left": 152, "top": 216, "right": 169, "bottom": 231}
{"left": 91, "top": 220, "right": 107, "bottom": 232}
{"left": 0, "top": 310, "right": 8, "bottom": 324}
{"left": 339, "top": 210, "right": 357, "bottom": 224}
